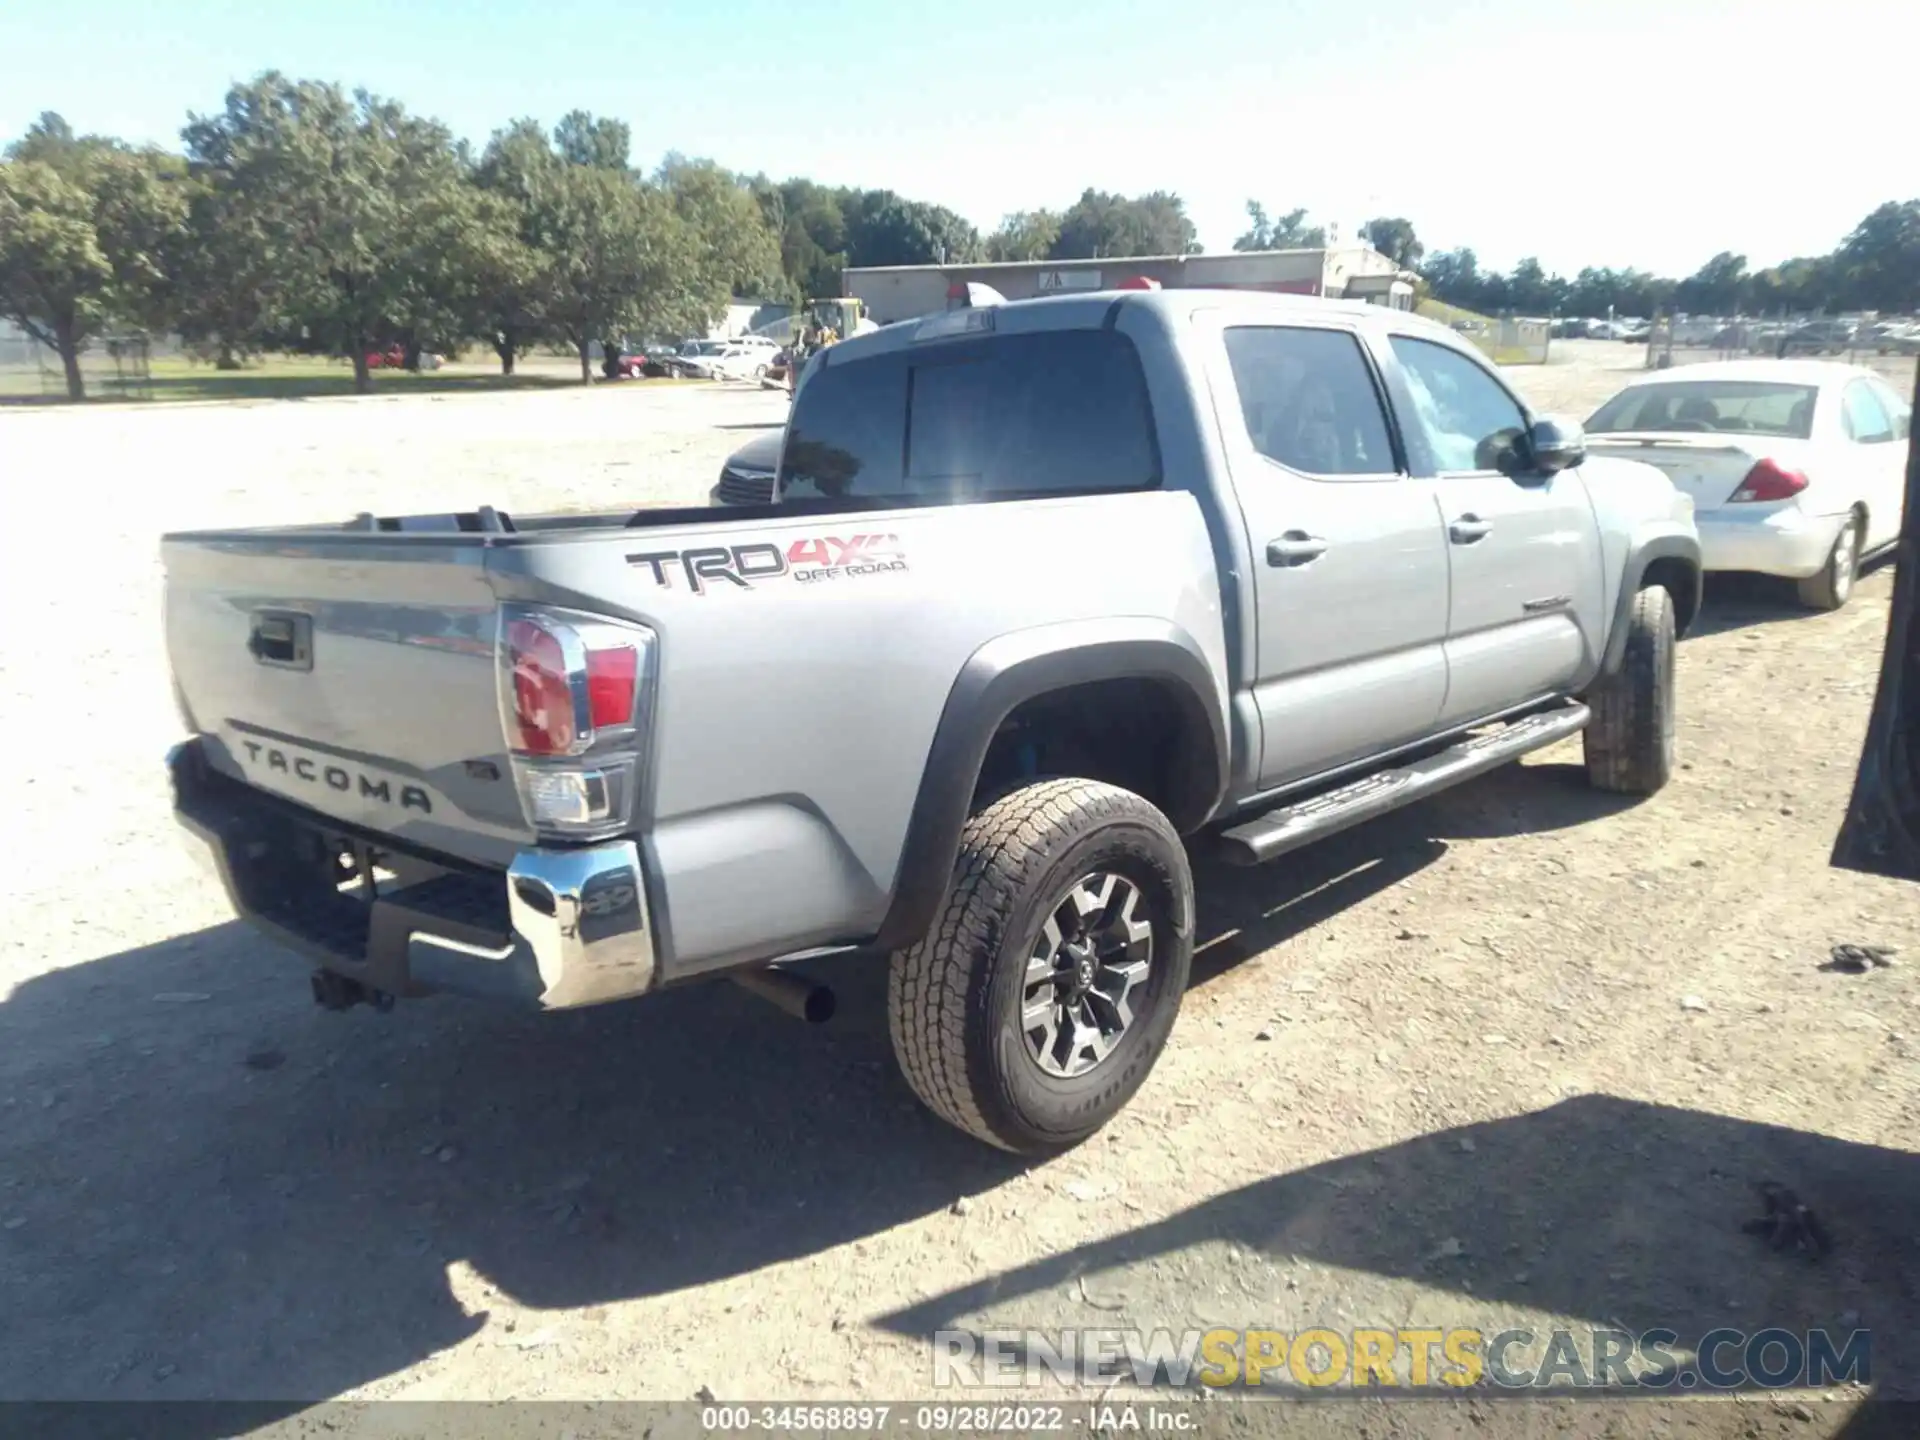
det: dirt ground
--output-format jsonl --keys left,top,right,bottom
{"left": 0, "top": 346, "right": 1915, "bottom": 1438}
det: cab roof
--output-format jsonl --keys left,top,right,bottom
{"left": 827, "top": 287, "right": 1463, "bottom": 365}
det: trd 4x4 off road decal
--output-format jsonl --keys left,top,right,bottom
{"left": 627, "top": 534, "right": 907, "bottom": 594}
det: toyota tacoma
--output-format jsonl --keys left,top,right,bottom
{"left": 163, "top": 289, "right": 1700, "bottom": 1154}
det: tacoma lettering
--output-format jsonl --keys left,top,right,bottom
{"left": 240, "top": 740, "right": 431, "bottom": 813}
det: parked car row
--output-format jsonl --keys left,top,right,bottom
{"left": 603, "top": 333, "right": 786, "bottom": 382}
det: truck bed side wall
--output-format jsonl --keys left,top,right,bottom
{"left": 484, "top": 493, "right": 1228, "bottom": 982}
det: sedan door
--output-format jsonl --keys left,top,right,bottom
{"left": 1198, "top": 315, "right": 1452, "bottom": 791}
{"left": 1384, "top": 333, "right": 1606, "bottom": 727}
{"left": 1842, "top": 377, "right": 1910, "bottom": 553}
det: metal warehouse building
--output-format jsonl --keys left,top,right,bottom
{"left": 843, "top": 246, "right": 1417, "bottom": 325}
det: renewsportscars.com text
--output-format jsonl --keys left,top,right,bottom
{"left": 933, "top": 1325, "right": 1871, "bottom": 1391}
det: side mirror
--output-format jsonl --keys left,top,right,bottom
{"left": 1527, "top": 416, "right": 1587, "bottom": 474}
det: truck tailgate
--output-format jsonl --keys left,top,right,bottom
{"left": 163, "top": 533, "right": 532, "bottom": 866}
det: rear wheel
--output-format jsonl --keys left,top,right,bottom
{"left": 1584, "top": 584, "right": 1676, "bottom": 795}
{"left": 887, "top": 779, "right": 1193, "bottom": 1155}
{"left": 1796, "top": 514, "right": 1861, "bottom": 611}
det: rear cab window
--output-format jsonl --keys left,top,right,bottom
{"left": 779, "top": 328, "right": 1161, "bottom": 501}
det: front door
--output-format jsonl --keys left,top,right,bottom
{"left": 1201, "top": 316, "right": 1451, "bottom": 791}
{"left": 1384, "top": 334, "right": 1606, "bottom": 726}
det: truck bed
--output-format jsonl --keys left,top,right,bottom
{"left": 163, "top": 489, "right": 1228, "bottom": 983}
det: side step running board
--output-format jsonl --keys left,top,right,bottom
{"left": 1217, "top": 704, "right": 1591, "bottom": 866}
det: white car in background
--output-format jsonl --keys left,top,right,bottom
{"left": 672, "top": 338, "right": 777, "bottom": 382}
{"left": 1584, "top": 360, "right": 1911, "bottom": 609}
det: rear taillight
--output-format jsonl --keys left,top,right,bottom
{"left": 499, "top": 607, "right": 653, "bottom": 840}
{"left": 1728, "top": 458, "right": 1809, "bottom": 504}
{"left": 586, "top": 645, "right": 638, "bottom": 729}
{"left": 507, "top": 619, "right": 576, "bottom": 755}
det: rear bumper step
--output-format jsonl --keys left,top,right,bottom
{"left": 1217, "top": 704, "right": 1591, "bottom": 866}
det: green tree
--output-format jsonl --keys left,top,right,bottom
{"left": 1420, "top": 247, "right": 1481, "bottom": 305}
{"left": 986, "top": 209, "right": 1062, "bottom": 262}
{"left": 472, "top": 118, "right": 561, "bottom": 373}
{"left": 553, "top": 110, "right": 631, "bottom": 172}
{"left": 1505, "top": 257, "right": 1568, "bottom": 314}
{"left": 659, "top": 154, "right": 787, "bottom": 304}
{"left": 1050, "top": 189, "right": 1198, "bottom": 260}
{"left": 1833, "top": 200, "right": 1920, "bottom": 312}
{"left": 754, "top": 177, "right": 851, "bottom": 301}
{"left": 1359, "top": 216, "right": 1423, "bottom": 269}
{"left": 532, "top": 164, "right": 701, "bottom": 381}
{"left": 181, "top": 74, "right": 489, "bottom": 393}
{"left": 1674, "top": 251, "right": 1749, "bottom": 315}
{"left": 844, "top": 189, "right": 982, "bottom": 268}
{"left": 1233, "top": 201, "right": 1324, "bottom": 251}
{"left": 0, "top": 113, "right": 185, "bottom": 399}
{"left": 1750, "top": 255, "right": 1837, "bottom": 316}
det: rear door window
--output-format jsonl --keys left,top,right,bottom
{"left": 1868, "top": 377, "right": 1912, "bottom": 440}
{"left": 1842, "top": 380, "right": 1896, "bottom": 444}
{"left": 781, "top": 329, "right": 1160, "bottom": 500}
{"left": 1223, "top": 326, "right": 1398, "bottom": 478}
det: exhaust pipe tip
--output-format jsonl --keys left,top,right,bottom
{"left": 731, "top": 966, "right": 836, "bottom": 1024}
{"left": 801, "top": 984, "right": 836, "bottom": 1025}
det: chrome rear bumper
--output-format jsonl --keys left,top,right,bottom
{"left": 168, "top": 739, "right": 656, "bottom": 1009}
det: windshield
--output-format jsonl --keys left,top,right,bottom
{"left": 1587, "top": 380, "right": 1819, "bottom": 439}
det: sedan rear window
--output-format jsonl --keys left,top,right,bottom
{"left": 1587, "top": 381, "right": 1818, "bottom": 439}
{"left": 780, "top": 329, "right": 1160, "bottom": 500}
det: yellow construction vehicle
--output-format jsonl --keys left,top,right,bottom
{"left": 766, "top": 297, "right": 876, "bottom": 391}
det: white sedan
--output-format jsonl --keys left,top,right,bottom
{"left": 671, "top": 339, "right": 776, "bottom": 382}
{"left": 1584, "top": 360, "right": 1911, "bottom": 609}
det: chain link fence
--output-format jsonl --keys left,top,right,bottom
{"left": 1637, "top": 314, "right": 1919, "bottom": 391}
{"left": 0, "top": 323, "right": 178, "bottom": 401}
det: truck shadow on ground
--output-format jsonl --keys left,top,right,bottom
{"left": 0, "top": 766, "right": 1648, "bottom": 1415}
{"left": 875, "top": 1094, "right": 1920, "bottom": 1407}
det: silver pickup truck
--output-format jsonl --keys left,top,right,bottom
{"left": 164, "top": 289, "right": 1700, "bottom": 1154}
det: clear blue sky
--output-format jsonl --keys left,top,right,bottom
{"left": 2, "top": 0, "right": 1908, "bottom": 277}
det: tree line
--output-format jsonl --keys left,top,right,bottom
{"left": 1232, "top": 200, "right": 1920, "bottom": 322}
{"left": 1363, "top": 208, "right": 1920, "bottom": 322}
{"left": 0, "top": 72, "right": 1217, "bottom": 400}
{"left": 5, "top": 71, "right": 1916, "bottom": 400}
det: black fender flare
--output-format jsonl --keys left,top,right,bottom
{"left": 1602, "top": 531, "right": 1702, "bottom": 675}
{"left": 870, "top": 621, "right": 1228, "bottom": 953}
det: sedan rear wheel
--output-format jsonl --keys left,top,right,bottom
{"left": 1796, "top": 514, "right": 1861, "bottom": 612}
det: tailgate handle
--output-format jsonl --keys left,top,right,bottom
{"left": 249, "top": 611, "right": 313, "bottom": 670}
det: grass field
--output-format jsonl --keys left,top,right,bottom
{"left": 0, "top": 351, "right": 704, "bottom": 405}
{"left": 1414, "top": 296, "right": 1548, "bottom": 365}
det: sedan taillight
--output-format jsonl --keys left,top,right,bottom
{"left": 1727, "top": 458, "right": 1809, "bottom": 504}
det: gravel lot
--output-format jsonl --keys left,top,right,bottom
{"left": 1, "top": 346, "right": 1915, "bottom": 1437}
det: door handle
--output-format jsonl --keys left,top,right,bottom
{"left": 1267, "top": 531, "right": 1329, "bottom": 566}
{"left": 1449, "top": 514, "right": 1492, "bottom": 544}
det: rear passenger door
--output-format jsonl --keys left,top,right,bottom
{"left": 1841, "top": 378, "right": 1907, "bottom": 553}
{"left": 1200, "top": 316, "right": 1451, "bottom": 790}
{"left": 1385, "top": 334, "right": 1606, "bottom": 726}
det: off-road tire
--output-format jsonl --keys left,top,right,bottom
{"left": 1584, "top": 584, "right": 1676, "bottom": 795}
{"left": 887, "top": 778, "right": 1193, "bottom": 1155}
{"left": 1795, "top": 513, "right": 1861, "bottom": 612}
